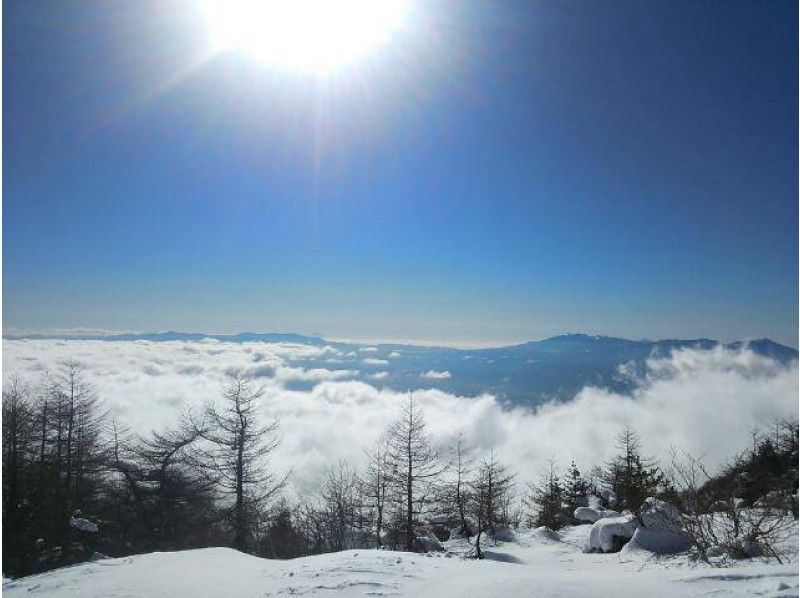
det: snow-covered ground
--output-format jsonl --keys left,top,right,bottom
{"left": 5, "top": 525, "right": 798, "bottom": 598}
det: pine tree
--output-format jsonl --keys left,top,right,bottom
{"left": 563, "top": 461, "right": 590, "bottom": 518}
{"left": 527, "top": 459, "right": 565, "bottom": 529}
{"left": 603, "top": 428, "right": 664, "bottom": 514}
{"left": 473, "top": 450, "right": 514, "bottom": 534}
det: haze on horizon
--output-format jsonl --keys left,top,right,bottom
{"left": 4, "top": 0, "right": 798, "bottom": 347}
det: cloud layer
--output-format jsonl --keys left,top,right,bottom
{"left": 3, "top": 339, "right": 797, "bottom": 493}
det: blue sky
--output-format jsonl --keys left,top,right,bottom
{"left": 4, "top": 1, "right": 798, "bottom": 346}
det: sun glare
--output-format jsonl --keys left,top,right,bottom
{"left": 201, "top": 0, "right": 409, "bottom": 73}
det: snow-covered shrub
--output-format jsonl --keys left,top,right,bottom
{"left": 599, "top": 489, "right": 617, "bottom": 507}
{"left": 490, "top": 525, "right": 516, "bottom": 542}
{"left": 532, "top": 526, "right": 560, "bottom": 542}
{"left": 669, "top": 451, "right": 796, "bottom": 563}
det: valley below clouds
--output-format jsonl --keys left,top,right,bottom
{"left": 3, "top": 338, "right": 797, "bottom": 494}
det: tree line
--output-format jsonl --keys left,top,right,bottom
{"left": 3, "top": 361, "right": 798, "bottom": 576}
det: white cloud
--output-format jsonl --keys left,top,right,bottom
{"left": 362, "top": 358, "right": 388, "bottom": 366}
{"left": 275, "top": 366, "right": 357, "bottom": 383}
{"left": 421, "top": 370, "right": 452, "bottom": 380}
{"left": 3, "top": 341, "right": 796, "bottom": 495}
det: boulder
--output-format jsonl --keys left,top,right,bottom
{"left": 586, "top": 514, "right": 639, "bottom": 553}
{"left": 414, "top": 526, "right": 445, "bottom": 552}
{"left": 640, "top": 497, "right": 682, "bottom": 533}
{"left": 574, "top": 507, "right": 601, "bottom": 523}
{"left": 574, "top": 506, "right": 621, "bottom": 523}
{"left": 621, "top": 527, "right": 691, "bottom": 556}
{"left": 69, "top": 515, "right": 98, "bottom": 533}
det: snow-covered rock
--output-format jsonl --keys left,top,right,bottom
{"left": 626, "top": 497, "right": 691, "bottom": 555}
{"left": 69, "top": 516, "right": 98, "bottom": 533}
{"left": 640, "top": 497, "right": 682, "bottom": 533}
{"left": 621, "top": 527, "right": 691, "bottom": 556}
{"left": 414, "top": 526, "right": 445, "bottom": 552}
{"left": 586, "top": 514, "right": 639, "bottom": 553}
{"left": 574, "top": 507, "right": 601, "bottom": 523}
{"left": 574, "top": 506, "right": 621, "bottom": 523}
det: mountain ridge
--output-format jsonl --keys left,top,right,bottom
{"left": 4, "top": 330, "right": 797, "bottom": 357}
{"left": 3, "top": 330, "right": 796, "bottom": 406}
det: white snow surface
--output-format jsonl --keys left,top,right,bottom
{"left": 4, "top": 525, "right": 797, "bottom": 597}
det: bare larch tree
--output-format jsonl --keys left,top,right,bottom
{"left": 199, "top": 372, "right": 286, "bottom": 552}
{"left": 386, "top": 395, "right": 444, "bottom": 551}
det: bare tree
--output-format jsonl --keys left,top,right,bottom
{"left": 474, "top": 450, "right": 515, "bottom": 534}
{"left": 669, "top": 450, "right": 794, "bottom": 564}
{"left": 447, "top": 432, "right": 474, "bottom": 536}
{"left": 3, "top": 376, "right": 34, "bottom": 572}
{"left": 320, "top": 459, "right": 359, "bottom": 551}
{"left": 361, "top": 437, "right": 392, "bottom": 547}
{"left": 199, "top": 372, "right": 287, "bottom": 552}
{"left": 386, "top": 395, "right": 444, "bottom": 551}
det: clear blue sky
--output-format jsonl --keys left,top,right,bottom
{"left": 4, "top": 1, "right": 798, "bottom": 346}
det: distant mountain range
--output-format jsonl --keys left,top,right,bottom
{"left": 4, "top": 331, "right": 796, "bottom": 406}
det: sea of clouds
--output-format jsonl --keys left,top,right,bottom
{"left": 3, "top": 339, "right": 797, "bottom": 493}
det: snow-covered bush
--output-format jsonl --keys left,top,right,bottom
{"left": 669, "top": 451, "right": 797, "bottom": 563}
{"left": 532, "top": 526, "right": 560, "bottom": 542}
{"left": 490, "top": 525, "right": 516, "bottom": 542}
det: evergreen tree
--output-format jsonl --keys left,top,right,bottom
{"left": 473, "top": 451, "right": 515, "bottom": 534}
{"left": 603, "top": 428, "right": 664, "bottom": 514}
{"left": 526, "top": 459, "right": 565, "bottom": 529}
{"left": 562, "top": 461, "right": 590, "bottom": 518}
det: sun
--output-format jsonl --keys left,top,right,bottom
{"left": 201, "top": 0, "right": 409, "bottom": 73}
